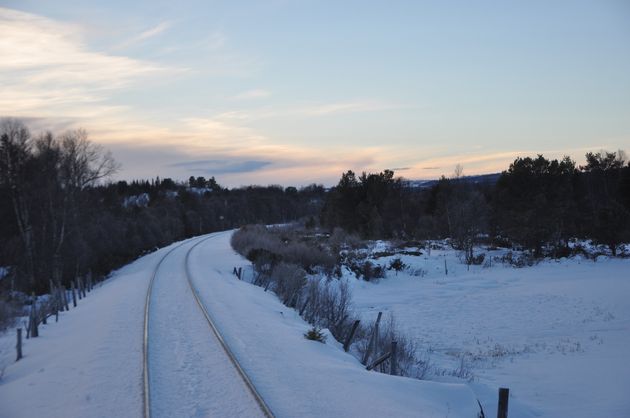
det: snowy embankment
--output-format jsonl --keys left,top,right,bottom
{"left": 0, "top": 232, "right": 481, "bottom": 417}
{"left": 347, "top": 245, "right": 630, "bottom": 418}
{"left": 188, "top": 233, "right": 480, "bottom": 417}
{"left": 0, "top": 240, "right": 191, "bottom": 418}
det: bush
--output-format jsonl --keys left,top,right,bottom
{"left": 299, "top": 279, "right": 354, "bottom": 341}
{"left": 388, "top": 257, "right": 406, "bottom": 275}
{"left": 304, "top": 326, "right": 327, "bottom": 343}
{"left": 0, "top": 295, "right": 21, "bottom": 331}
{"left": 232, "top": 225, "right": 337, "bottom": 277}
{"left": 470, "top": 253, "right": 485, "bottom": 265}
{"left": 360, "top": 261, "right": 385, "bottom": 281}
{"left": 283, "top": 242, "right": 336, "bottom": 275}
{"left": 231, "top": 224, "right": 283, "bottom": 259}
{"left": 271, "top": 262, "right": 306, "bottom": 306}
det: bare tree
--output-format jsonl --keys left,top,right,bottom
{"left": 1, "top": 120, "right": 120, "bottom": 290}
{"left": 0, "top": 119, "right": 36, "bottom": 288}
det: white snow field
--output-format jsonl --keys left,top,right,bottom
{"left": 0, "top": 232, "right": 481, "bottom": 418}
{"left": 348, "top": 245, "right": 630, "bottom": 418}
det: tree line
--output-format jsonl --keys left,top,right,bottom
{"left": 2, "top": 118, "right": 629, "bottom": 294}
{"left": 322, "top": 152, "right": 630, "bottom": 259}
{"left": 0, "top": 120, "right": 325, "bottom": 294}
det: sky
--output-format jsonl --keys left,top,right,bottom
{"left": 1, "top": 0, "right": 629, "bottom": 187}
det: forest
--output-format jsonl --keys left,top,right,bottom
{"left": 1, "top": 118, "right": 629, "bottom": 295}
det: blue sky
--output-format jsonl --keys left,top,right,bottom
{"left": 1, "top": 0, "right": 629, "bottom": 186}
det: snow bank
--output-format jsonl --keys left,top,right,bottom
{"left": 189, "top": 232, "right": 481, "bottom": 417}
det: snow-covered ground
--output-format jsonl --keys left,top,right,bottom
{"left": 0, "top": 239, "right": 190, "bottom": 418}
{"left": 148, "top": 233, "right": 264, "bottom": 417}
{"left": 0, "top": 232, "right": 481, "bottom": 417}
{"left": 348, "top": 244, "right": 630, "bottom": 418}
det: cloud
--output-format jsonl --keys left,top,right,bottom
{"left": 231, "top": 89, "right": 271, "bottom": 100}
{"left": 301, "top": 100, "right": 401, "bottom": 116}
{"left": 113, "top": 21, "right": 173, "bottom": 50}
{"left": 169, "top": 159, "right": 272, "bottom": 174}
{"left": 205, "top": 99, "right": 403, "bottom": 122}
{"left": 0, "top": 7, "right": 174, "bottom": 118}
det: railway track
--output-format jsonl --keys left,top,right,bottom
{"left": 142, "top": 233, "right": 273, "bottom": 418}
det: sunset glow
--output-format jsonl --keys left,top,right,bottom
{"left": 2, "top": 1, "right": 629, "bottom": 186}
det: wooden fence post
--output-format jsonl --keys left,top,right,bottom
{"left": 87, "top": 270, "right": 93, "bottom": 292}
{"left": 16, "top": 328, "right": 22, "bottom": 361}
{"left": 49, "top": 279, "right": 57, "bottom": 316}
{"left": 390, "top": 341, "right": 398, "bottom": 375}
{"left": 30, "top": 293, "right": 38, "bottom": 338}
{"left": 497, "top": 388, "right": 509, "bottom": 418}
{"left": 361, "top": 311, "right": 382, "bottom": 365}
{"left": 343, "top": 320, "right": 361, "bottom": 352}
{"left": 55, "top": 284, "right": 63, "bottom": 312}
{"left": 71, "top": 281, "right": 77, "bottom": 307}
{"left": 78, "top": 277, "right": 84, "bottom": 298}
{"left": 63, "top": 287, "right": 69, "bottom": 311}
{"left": 366, "top": 351, "right": 391, "bottom": 371}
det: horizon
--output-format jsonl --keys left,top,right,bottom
{"left": 1, "top": 1, "right": 629, "bottom": 187}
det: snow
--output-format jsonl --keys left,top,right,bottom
{"left": 123, "top": 193, "right": 150, "bottom": 208}
{"left": 148, "top": 233, "right": 263, "bottom": 417}
{"left": 188, "top": 232, "right": 480, "bottom": 417}
{"left": 0, "top": 241, "right": 174, "bottom": 418}
{"left": 347, "top": 244, "right": 630, "bottom": 418}
{"left": 0, "top": 232, "right": 481, "bottom": 418}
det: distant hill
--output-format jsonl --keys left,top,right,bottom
{"left": 407, "top": 173, "right": 501, "bottom": 189}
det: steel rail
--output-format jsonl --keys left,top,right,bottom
{"left": 184, "top": 232, "right": 275, "bottom": 418}
{"left": 142, "top": 236, "right": 201, "bottom": 418}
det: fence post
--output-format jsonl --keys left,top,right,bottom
{"left": 343, "top": 320, "right": 361, "bottom": 352}
{"left": 55, "top": 284, "right": 63, "bottom": 312}
{"left": 16, "top": 328, "right": 22, "bottom": 361}
{"left": 366, "top": 351, "right": 391, "bottom": 371}
{"left": 497, "top": 388, "right": 509, "bottom": 418}
{"left": 87, "top": 270, "right": 93, "bottom": 292}
{"left": 390, "top": 341, "right": 398, "bottom": 375}
{"left": 444, "top": 259, "right": 448, "bottom": 276}
{"left": 49, "top": 279, "right": 58, "bottom": 316}
{"left": 71, "top": 281, "right": 77, "bottom": 307}
{"left": 30, "top": 293, "right": 38, "bottom": 338}
{"left": 361, "top": 311, "right": 382, "bottom": 365}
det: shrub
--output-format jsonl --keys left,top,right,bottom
{"left": 388, "top": 257, "right": 406, "bottom": 275}
{"left": 470, "top": 253, "right": 485, "bottom": 265}
{"left": 231, "top": 224, "right": 283, "bottom": 259}
{"left": 360, "top": 261, "right": 385, "bottom": 281}
{"left": 0, "top": 294, "right": 21, "bottom": 332}
{"left": 283, "top": 242, "right": 336, "bottom": 275}
{"left": 300, "top": 279, "right": 353, "bottom": 341}
{"left": 271, "top": 262, "right": 306, "bottom": 306}
{"left": 304, "top": 326, "right": 327, "bottom": 343}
